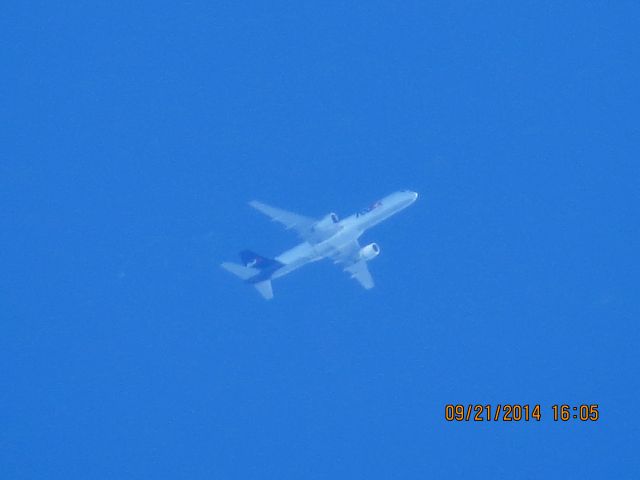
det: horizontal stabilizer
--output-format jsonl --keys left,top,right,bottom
{"left": 221, "top": 262, "right": 259, "bottom": 280}
{"left": 254, "top": 280, "right": 274, "bottom": 300}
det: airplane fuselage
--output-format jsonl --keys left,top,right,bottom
{"left": 270, "top": 190, "right": 418, "bottom": 280}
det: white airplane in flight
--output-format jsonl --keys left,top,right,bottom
{"left": 221, "top": 190, "right": 418, "bottom": 299}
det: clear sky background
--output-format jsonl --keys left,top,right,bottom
{"left": 2, "top": 1, "right": 639, "bottom": 478}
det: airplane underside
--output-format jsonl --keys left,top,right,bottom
{"left": 221, "top": 191, "right": 418, "bottom": 299}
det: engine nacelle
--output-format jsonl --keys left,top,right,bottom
{"left": 313, "top": 212, "right": 339, "bottom": 231}
{"left": 359, "top": 242, "right": 380, "bottom": 261}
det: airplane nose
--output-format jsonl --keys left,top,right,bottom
{"left": 410, "top": 191, "right": 418, "bottom": 201}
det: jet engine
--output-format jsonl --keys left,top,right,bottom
{"left": 313, "top": 212, "right": 339, "bottom": 231}
{"left": 359, "top": 242, "right": 380, "bottom": 261}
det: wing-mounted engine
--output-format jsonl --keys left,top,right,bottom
{"left": 359, "top": 242, "right": 380, "bottom": 261}
{"left": 314, "top": 213, "right": 339, "bottom": 229}
{"left": 308, "top": 212, "right": 340, "bottom": 243}
{"left": 358, "top": 243, "right": 380, "bottom": 262}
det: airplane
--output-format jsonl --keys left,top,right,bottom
{"left": 221, "top": 190, "right": 419, "bottom": 299}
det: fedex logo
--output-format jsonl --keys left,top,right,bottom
{"left": 356, "top": 201, "right": 382, "bottom": 217}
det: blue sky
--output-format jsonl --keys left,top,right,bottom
{"left": 2, "top": 1, "right": 639, "bottom": 478}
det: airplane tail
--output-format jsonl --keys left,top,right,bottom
{"left": 253, "top": 280, "right": 274, "bottom": 300}
{"left": 240, "top": 250, "right": 283, "bottom": 270}
{"left": 221, "top": 261, "right": 258, "bottom": 280}
{"left": 221, "top": 250, "right": 280, "bottom": 301}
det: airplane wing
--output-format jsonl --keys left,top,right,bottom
{"left": 344, "top": 259, "right": 374, "bottom": 289}
{"left": 249, "top": 201, "right": 316, "bottom": 240}
{"left": 330, "top": 240, "right": 375, "bottom": 290}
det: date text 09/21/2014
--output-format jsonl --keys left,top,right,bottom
{"left": 444, "top": 404, "right": 599, "bottom": 422}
